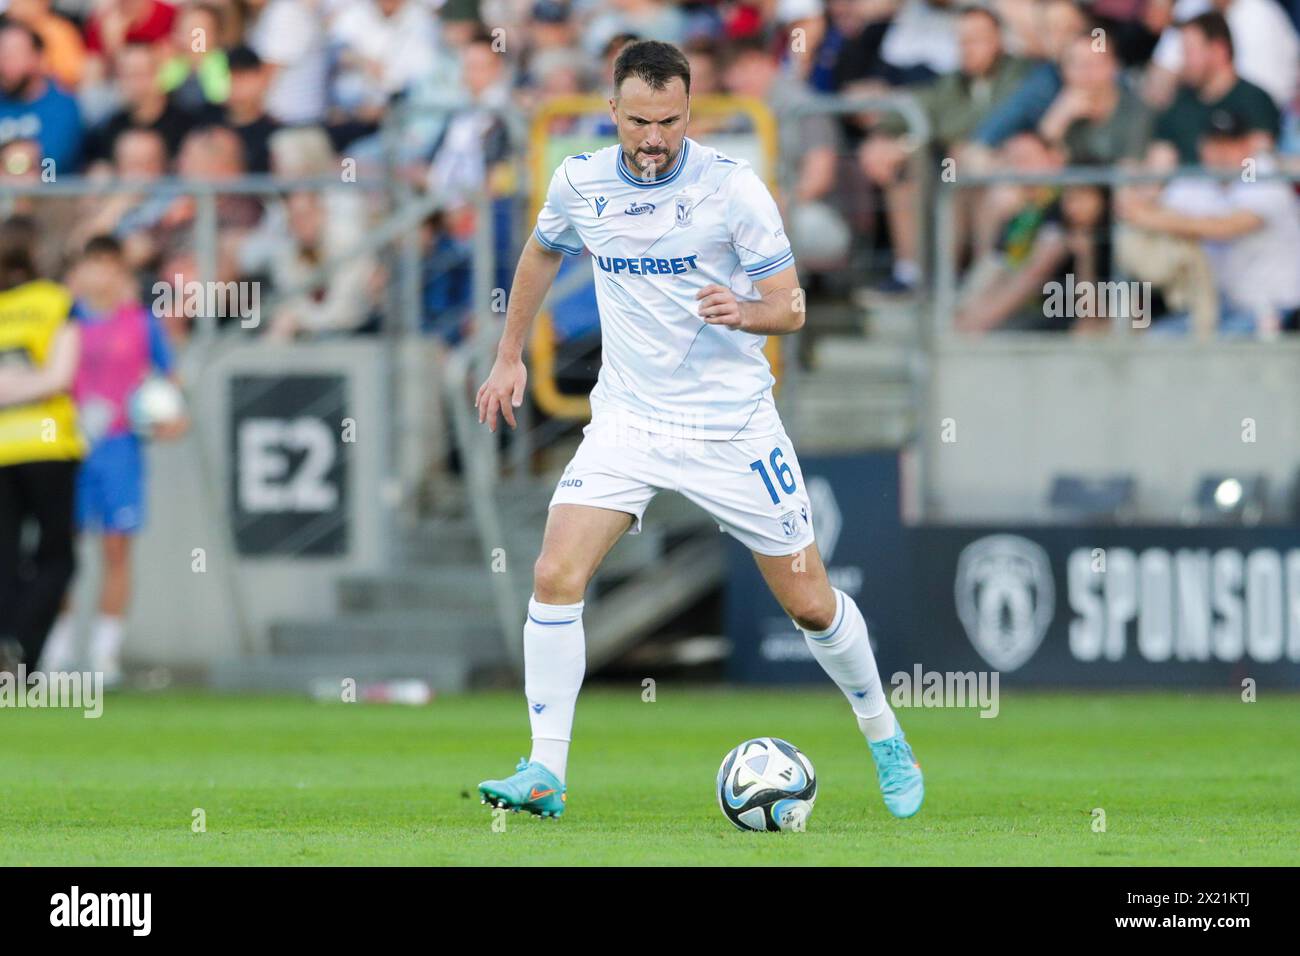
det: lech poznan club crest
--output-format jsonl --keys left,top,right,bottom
{"left": 675, "top": 196, "right": 692, "bottom": 227}
{"left": 954, "top": 535, "right": 1055, "bottom": 672}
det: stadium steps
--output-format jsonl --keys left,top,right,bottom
{"left": 267, "top": 611, "right": 506, "bottom": 658}
{"left": 582, "top": 536, "right": 724, "bottom": 670}
{"left": 207, "top": 653, "right": 481, "bottom": 695}
{"left": 209, "top": 609, "right": 510, "bottom": 694}
{"left": 782, "top": 332, "right": 921, "bottom": 452}
{"left": 234, "top": 478, "right": 725, "bottom": 693}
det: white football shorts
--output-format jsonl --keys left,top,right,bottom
{"left": 548, "top": 415, "right": 816, "bottom": 556}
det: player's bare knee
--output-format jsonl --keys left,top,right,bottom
{"left": 788, "top": 594, "right": 837, "bottom": 633}
{"left": 532, "top": 553, "right": 587, "bottom": 605}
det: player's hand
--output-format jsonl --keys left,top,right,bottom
{"left": 697, "top": 284, "right": 742, "bottom": 330}
{"left": 475, "top": 356, "right": 527, "bottom": 433}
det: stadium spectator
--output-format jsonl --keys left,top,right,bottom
{"left": 328, "top": 0, "right": 441, "bottom": 120}
{"left": 720, "top": 37, "right": 853, "bottom": 275}
{"left": 583, "top": 0, "right": 688, "bottom": 60}
{"left": 1147, "top": 0, "right": 1300, "bottom": 107}
{"left": 723, "top": 38, "right": 840, "bottom": 205}
{"left": 421, "top": 209, "right": 474, "bottom": 345}
{"left": 969, "top": 0, "right": 1088, "bottom": 152}
{"left": 1149, "top": 11, "right": 1280, "bottom": 163}
{"left": 0, "top": 135, "right": 84, "bottom": 279}
{"left": 84, "top": 0, "right": 179, "bottom": 56}
{"left": 427, "top": 30, "right": 514, "bottom": 205}
{"left": 39, "top": 235, "right": 184, "bottom": 685}
{"left": 6, "top": 0, "right": 88, "bottom": 91}
{"left": 1118, "top": 109, "right": 1300, "bottom": 336}
{"left": 201, "top": 45, "right": 280, "bottom": 174}
{"left": 773, "top": 0, "right": 827, "bottom": 81}
{"left": 858, "top": 5, "right": 1030, "bottom": 292}
{"left": 1037, "top": 34, "right": 1152, "bottom": 165}
{"left": 158, "top": 2, "right": 231, "bottom": 112}
{"left": 81, "top": 0, "right": 179, "bottom": 91}
{"left": 266, "top": 190, "right": 380, "bottom": 338}
{"left": 85, "top": 41, "right": 202, "bottom": 166}
{"left": 527, "top": 0, "right": 581, "bottom": 61}
{"left": 0, "top": 215, "right": 83, "bottom": 672}
{"left": 1084, "top": 0, "right": 1162, "bottom": 68}
{"left": 145, "top": 126, "right": 262, "bottom": 306}
{"left": 245, "top": 0, "right": 328, "bottom": 125}
{"left": 241, "top": 126, "right": 368, "bottom": 292}
{"left": 69, "top": 128, "right": 171, "bottom": 271}
{"left": 956, "top": 131, "right": 1111, "bottom": 332}
{"left": 877, "top": 0, "right": 961, "bottom": 84}
{"left": 0, "top": 17, "right": 84, "bottom": 173}
{"left": 812, "top": 0, "right": 892, "bottom": 92}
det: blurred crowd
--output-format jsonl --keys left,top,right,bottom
{"left": 0, "top": 0, "right": 1298, "bottom": 340}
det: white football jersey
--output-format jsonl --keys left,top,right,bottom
{"left": 534, "top": 137, "right": 795, "bottom": 440}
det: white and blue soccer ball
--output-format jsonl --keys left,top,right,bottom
{"left": 127, "top": 376, "right": 185, "bottom": 438}
{"left": 716, "top": 737, "right": 817, "bottom": 832}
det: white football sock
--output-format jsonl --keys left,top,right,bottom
{"left": 39, "top": 613, "right": 77, "bottom": 673}
{"left": 799, "top": 589, "right": 898, "bottom": 742}
{"left": 523, "top": 595, "right": 586, "bottom": 782}
{"left": 88, "top": 615, "right": 125, "bottom": 678}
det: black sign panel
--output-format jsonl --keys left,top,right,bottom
{"left": 913, "top": 527, "right": 1300, "bottom": 687}
{"left": 725, "top": 450, "right": 1300, "bottom": 687}
{"left": 229, "top": 374, "right": 348, "bottom": 556}
{"left": 725, "top": 451, "right": 913, "bottom": 683}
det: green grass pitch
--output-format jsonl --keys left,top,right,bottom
{"left": 2, "top": 687, "right": 1297, "bottom": 866}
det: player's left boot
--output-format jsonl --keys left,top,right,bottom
{"left": 478, "top": 759, "right": 566, "bottom": 818}
{"left": 868, "top": 723, "right": 924, "bottom": 818}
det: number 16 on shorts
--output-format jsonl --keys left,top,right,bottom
{"left": 749, "top": 446, "right": 797, "bottom": 504}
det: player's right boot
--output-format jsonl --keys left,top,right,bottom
{"left": 868, "top": 723, "right": 924, "bottom": 818}
{"left": 478, "top": 758, "right": 566, "bottom": 818}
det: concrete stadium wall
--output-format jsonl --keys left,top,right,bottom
{"left": 922, "top": 338, "right": 1300, "bottom": 523}
{"left": 88, "top": 339, "right": 399, "bottom": 672}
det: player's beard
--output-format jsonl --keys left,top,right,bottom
{"left": 624, "top": 144, "right": 677, "bottom": 183}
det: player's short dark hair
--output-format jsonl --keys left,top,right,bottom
{"left": 613, "top": 40, "right": 691, "bottom": 97}
{"left": 1182, "top": 10, "right": 1234, "bottom": 60}
{"left": 81, "top": 235, "right": 125, "bottom": 261}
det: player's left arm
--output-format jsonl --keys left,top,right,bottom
{"left": 703, "top": 165, "right": 804, "bottom": 334}
{"left": 696, "top": 265, "right": 804, "bottom": 335}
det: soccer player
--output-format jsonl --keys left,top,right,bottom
{"left": 38, "top": 236, "right": 185, "bottom": 685}
{"left": 475, "top": 40, "right": 923, "bottom": 820}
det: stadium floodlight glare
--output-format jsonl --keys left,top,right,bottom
{"left": 1047, "top": 474, "right": 1136, "bottom": 525}
{"left": 1187, "top": 474, "right": 1267, "bottom": 526}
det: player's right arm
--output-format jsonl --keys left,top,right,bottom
{"left": 477, "top": 158, "right": 585, "bottom": 433}
{"left": 476, "top": 233, "right": 564, "bottom": 433}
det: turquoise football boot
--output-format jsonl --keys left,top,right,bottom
{"left": 478, "top": 759, "right": 567, "bottom": 818}
{"left": 868, "top": 724, "right": 924, "bottom": 818}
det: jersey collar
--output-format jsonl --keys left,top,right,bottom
{"left": 616, "top": 139, "right": 690, "bottom": 189}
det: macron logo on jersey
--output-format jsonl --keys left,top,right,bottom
{"left": 596, "top": 254, "right": 700, "bottom": 276}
